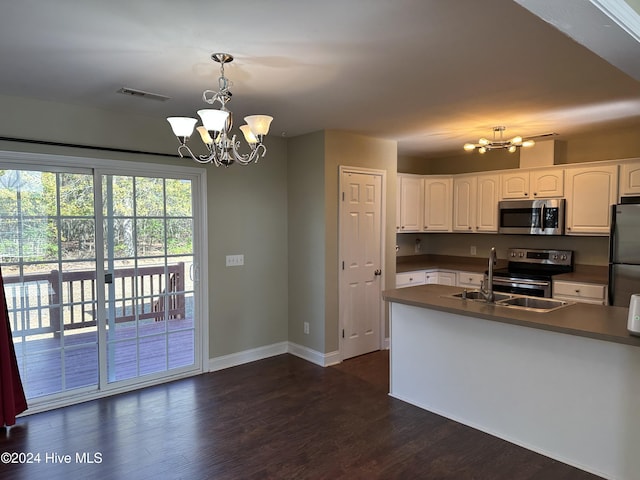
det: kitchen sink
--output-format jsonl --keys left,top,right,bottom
{"left": 496, "top": 296, "right": 572, "bottom": 312}
{"left": 445, "top": 290, "right": 573, "bottom": 312}
{"left": 448, "top": 290, "right": 513, "bottom": 302}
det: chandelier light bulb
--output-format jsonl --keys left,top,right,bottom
{"left": 240, "top": 125, "right": 258, "bottom": 144}
{"left": 511, "top": 136, "right": 523, "bottom": 144}
{"left": 196, "top": 126, "right": 214, "bottom": 145}
{"left": 245, "top": 115, "right": 274, "bottom": 137}
{"left": 479, "top": 146, "right": 487, "bottom": 154}
{"left": 463, "top": 143, "right": 476, "bottom": 151}
{"left": 508, "top": 145, "right": 517, "bottom": 153}
{"left": 167, "top": 117, "right": 197, "bottom": 139}
{"left": 522, "top": 139, "right": 536, "bottom": 148}
{"left": 197, "top": 109, "right": 229, "bottom": 133}
{"left": 478, "top": 138, "right": 489, "bottom": 146}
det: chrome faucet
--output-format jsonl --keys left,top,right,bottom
{"left": 480, "top": 247, "right": 497, "bottom": 303}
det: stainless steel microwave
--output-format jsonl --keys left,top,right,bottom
{"left": 498, "top": 199, "right": 565, "bottom": 235}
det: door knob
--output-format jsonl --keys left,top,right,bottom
{"left": 374, "top": 269, "right": 382, "bottom": 276}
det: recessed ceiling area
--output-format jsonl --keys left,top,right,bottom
{"left": 0, "top": 0, "right": 638, "bottom": 157}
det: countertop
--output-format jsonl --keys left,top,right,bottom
{"left": 382, "top": 283, "right": 640, "bottom": 348}
{"left": 396, "top": 254, "right": 609, "bottom": 284}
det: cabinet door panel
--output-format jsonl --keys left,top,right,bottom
{"left": 566, "top": 166, "right": 618, "bottom": 235}
{"left": 532, "top": 170, "right": 563, "bottom": 198}
{"left": 423, "top": 177, "right": 452, "bottom": 231}
{"left": 453, "top": 176, "right": 476, "bottom": 232}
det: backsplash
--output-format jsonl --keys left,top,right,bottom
{"left": 396, "top": 233, "right": 610, "bottom": 266}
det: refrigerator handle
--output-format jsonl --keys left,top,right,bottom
{"left": 608, "top": 204, "right": 617, "bottom": 263}
{"left": 608, "top": 263, "right": 614, "bottom": 306}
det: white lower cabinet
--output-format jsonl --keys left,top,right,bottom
{"left": 457, "top": 271, "right": 484, "bottom": 289}
{"left": 435, "top": 271, "right": 457, "bottom": 286}
{"left": 396, "top": 271, "right": 426, "bottom": 288}
{"left": 397, "top": 269, "right": 458, "bottom": 287}
{"left": 553, "top": 280, "right": 607, "bottom": 305}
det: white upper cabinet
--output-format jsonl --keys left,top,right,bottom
{"left": 453, "top": 175, "right": 477, "bottom": 232}
{"left": 422, "top": 176, "right": 453, "bottom": 232}
{"left": 398, "top": 174, "right": 422, "bottom": 232}
{"left": 619, "top": 160, "right": 640, "bottom": 196}
{"left": 531, "top": 169, "right": 564, "bottom": 198}
{"left": 500, "top": 171, "right": 530, "bottom": 199}
{"left": 500, "top": 168, "right": 563, "bottom": 199}
{"left": 476, "top": 174, "right": 500, "bottom": 232}
{"left": 565, "top": 165, "right": 618, "bottom": 235}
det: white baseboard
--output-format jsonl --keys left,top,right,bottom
{"left": 287, "top": 342, "right": 341, "bottom": 367}
{"left": 208, "top": 341, "right": 341, "bottom": 371}
{"left": 209, "top": 342, "right": 288, "bottom": 372}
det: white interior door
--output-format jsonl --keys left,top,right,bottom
{"left": 339, "top": 167, "right": 384, "bottom": 360}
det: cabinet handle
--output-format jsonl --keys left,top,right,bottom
{"left": 575, "top": 289, "right": 580, "bottom": 293}
{"left": 524, "top": 192, "right": 528, "bottom": 196}
{"left": 468, "top": 226, "right": 472, "bottom": 230}
{"left": 533, "top": 192, "right": 537, "bottom": 196}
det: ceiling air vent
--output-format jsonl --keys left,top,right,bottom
{"left": 117, "top": 87, "right": 170, "bottom": 102}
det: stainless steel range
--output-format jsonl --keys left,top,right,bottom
{"left": 490, "top": 248, "right": 574, "bottom": 298}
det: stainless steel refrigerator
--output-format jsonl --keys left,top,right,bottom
{"left": 609, "top": 202, "right": 640, "bottom": 306}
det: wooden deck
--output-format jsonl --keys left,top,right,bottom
{"left": 13, "top": 317, "right": 195, "bottom": 399}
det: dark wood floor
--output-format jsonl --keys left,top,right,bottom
{"left": 0, "top": 351, "right": 601, "bottom": 480}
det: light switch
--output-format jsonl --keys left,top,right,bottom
{"left": 226, "top": 254, "right": 244, "bottom": 266}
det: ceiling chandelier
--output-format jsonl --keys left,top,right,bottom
{"left": 463, "top": 126, "right": 535, "bottom": 154}
{"left": 167, "top": 53, "right": 273, "bottom": 166}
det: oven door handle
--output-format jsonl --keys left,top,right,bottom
{"left": 492, "top": 278, "right": 550, "bottom": 287}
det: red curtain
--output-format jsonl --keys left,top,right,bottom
{"left": 0, "top": 266, "right": 27, "bottom": 426}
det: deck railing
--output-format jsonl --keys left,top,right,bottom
{"left": 3, "top": 263, "right": 185, "bottom": 338}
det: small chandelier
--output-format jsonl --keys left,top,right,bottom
{"left": 167, "top": 53, "right": 273, "bottom": 166}
{"left": 464, "top": 126, "right": 535, "bottom": 154}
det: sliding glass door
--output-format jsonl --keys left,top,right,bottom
{"left": 0, "top": 167, "right": 99, "bottom": 398}
{"left": 101, "top": 174, "right": 196, "bottom": 384}
{"left": 0, "top": 156, "right": 203, "bottom": 407}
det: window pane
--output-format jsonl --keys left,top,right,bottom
{"left": 165, "top": 179, "right": 192, "bottom": 217}
{"left": 135, "top": 177, "right": 164, "bottom": 217}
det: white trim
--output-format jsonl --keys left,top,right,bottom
{"left": 208, "top": 342, "right": 342, "bottom": 371}
{"left": 209, "top": 342, "right": 289, "bottom": 372}
{"left": 287, "top": 342, "right": 341, "bottom": 367}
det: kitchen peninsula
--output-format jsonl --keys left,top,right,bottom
{"left": 383, "top": 284, "right": 640, "bottom": 480}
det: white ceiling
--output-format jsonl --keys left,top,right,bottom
{"left": 0, "top": 0, "right": 638, "bottom": 157}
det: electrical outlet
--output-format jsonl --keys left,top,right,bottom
{"left": 470, "top": 246, "right": 477, "bottom": 256}
{"left": 225, "top": 254, "right": 244, "bottom": 267}
{"left": 303, "top": 322, "right": 310, "bottom": 335}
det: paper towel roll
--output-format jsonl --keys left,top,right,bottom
{"left": 628, "top": 294, "right": 640, "bottom": 336}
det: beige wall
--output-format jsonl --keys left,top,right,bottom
{"left": 287, "top": 131, "right": 327, "bottom": 352}
{"left": 397, "top": 233, "right": 609, "bottom": 266}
